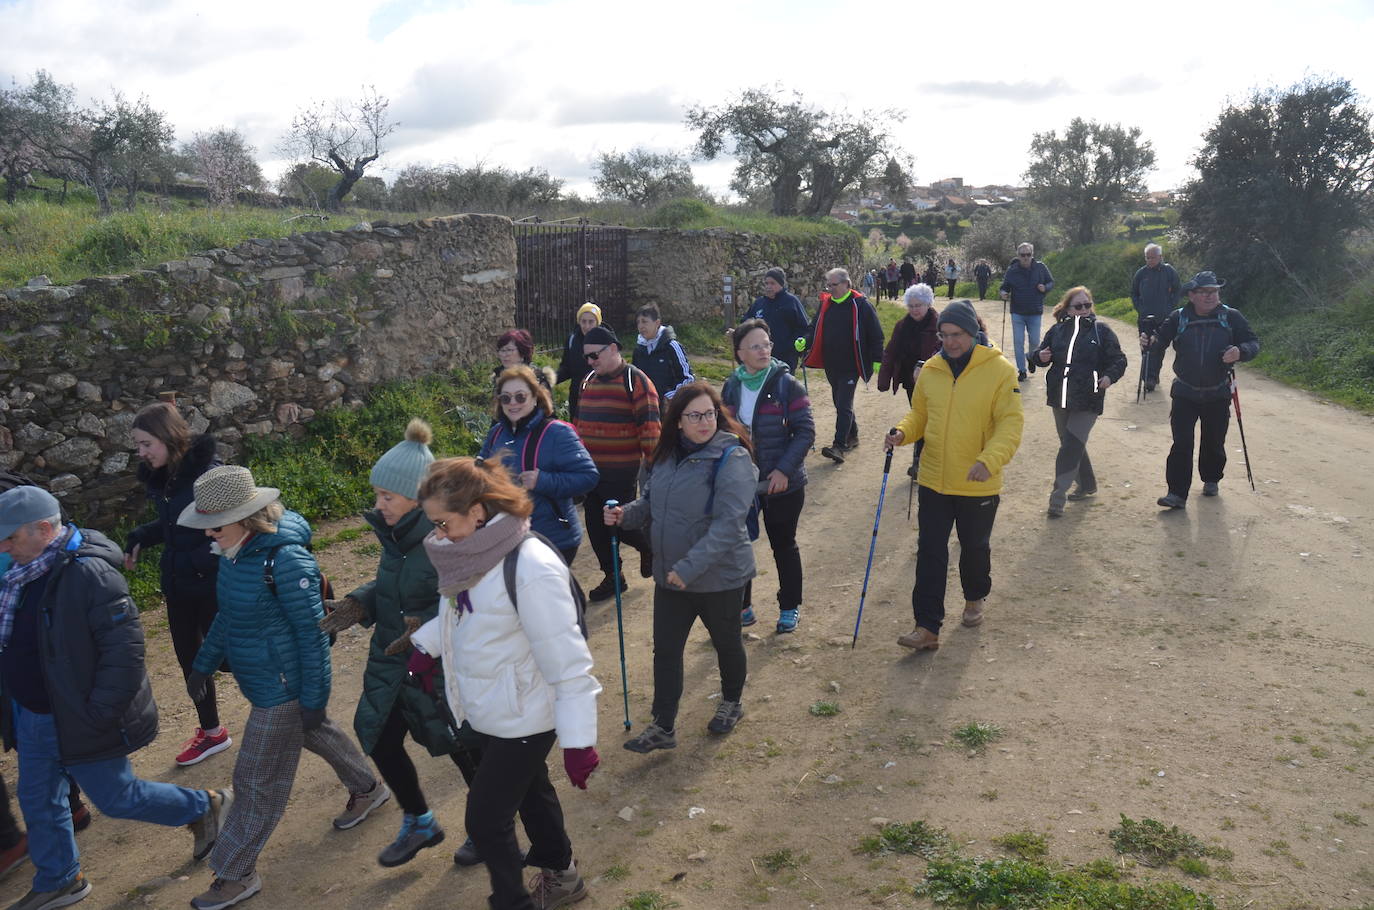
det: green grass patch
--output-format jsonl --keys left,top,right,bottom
{"left": 643, "top": 199, "right": 854, "bottom": 242}
{"left": 1109, "top": 815, "right": 1227, "bottom": 864}
{"left": 616, "top": 891, "right": 678, "bottom": 910}
{"left": 952, "top": 721, "right": 1003, "bottom": 751}
{"left": 918, "top": 856, "right": 1217, "bottom": 909}
{"left": 756, "top": 847, "right": 806, "bottom": 873}
{"left": 808, "top": 700, "right": 841, "bottom": 717}
{"left": 858, "top": 820, "right": 950, "bottom": 858}
{"left": 601, "top": 862, "right": 631, "bottom": 882}
{"left": 994, "top": 830, "right": 1050, "bottom": 860}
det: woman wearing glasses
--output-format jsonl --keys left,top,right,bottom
{"left": 479, "top": 366, "right": 599, "bottom": 564}
{"left": 1030, "top": 287, "right": 1127, "bottom": 516}
{"left": 721, "top": 319, "right": 814, "bottom": 634}
{"left": 492, "top": 329, "right": 554, "bottom": 394}
{"left": 605, "top": 382, "right": 758, "bottom": 751}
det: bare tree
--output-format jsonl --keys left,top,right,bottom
{"left": 185, "top": 128, "right": 264, "bottom": 206}
{"left": 281, "top": 86, "right": 396, "bottom": 211}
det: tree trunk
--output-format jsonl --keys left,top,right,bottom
{"left": 94, "top": 180, "right": 111, "bottom": 215}
{"left": 326, "top": 165, "right": 365, "bottom": 212}
{"left": 770, "top": 170, "right": 802, "bottom": 216}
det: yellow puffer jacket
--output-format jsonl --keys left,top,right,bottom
{"left": 895, "top": 345, "right": 1024, "bottom": 496}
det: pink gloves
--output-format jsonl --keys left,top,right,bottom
{"left": 563, "top": 746, "right": 600, "bottom": 789}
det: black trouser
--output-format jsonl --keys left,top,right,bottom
{"left": 583, "top": 469, "right": 648, "bottom": 581}
{"left": 913, "top": 486, "right": 1000, "bottom": 634}
{"left": 1137, "top": 315, "right": 1166, "bottom": 383}
{"left": 369, "top": 703, "right": 481, "bottom": 817}
{"left": 557, "top": 546, "right": 578, "bottom": 567}
{"left": 466, "top": 730, "right": 570, "bottom": 910}
{"left": 0, "top": 776, "right": 20, "bottom": 850}
{"left": 165, "top": 582, "right": 221, "bottom": 730}
{"left": 946, "top": 279, "right": 957, "bottom": 298}
{"left": 977, "top": 278, "right": 989, "bottom": 300}
{"left": 743, "top": 488, "right": 805, "bottom": 613}
{"left": 826, "top": 370, "right": 859, "bottom": 448}
{"left": 1166, "top": 394, "right": 1230, "bottom": 498}
{"left": 651, "top": 585, "right": 747, "bottom": 730}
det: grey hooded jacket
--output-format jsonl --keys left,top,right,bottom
{"left": 619, "top": 430, "right": 758, "bottom": 593}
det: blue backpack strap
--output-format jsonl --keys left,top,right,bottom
{"left": 703, "top": 444, "right": 741, "bottom": 515}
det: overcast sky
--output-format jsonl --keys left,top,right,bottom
{"left": 4, "top": 0, "right": 1373, "bottom": 200}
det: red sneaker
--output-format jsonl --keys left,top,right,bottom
{"left": 0, "top": 835, "right": 28, "bottom": 880}
{"left": 176, "top": 728, "right": 232, "bottom": 767}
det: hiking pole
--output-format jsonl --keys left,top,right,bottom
{"left": 852, "top": 430, "right": 897, "bottom": 649}
{"left": 604, "top": 499, "right": 633, "bottom": 729}
{"left": 1227, "top": 370, "right": 1256, "bottom": 492}
{"left": 1000, "top": 298, "right": 1007, "bottom": 350}
{"left": 1137, "top": 349, "right": 1148, "bottom": 403}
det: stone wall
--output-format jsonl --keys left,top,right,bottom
{"left": 0, "top": 214, "right": 515, "bottom": 525}
{"left": 625, "top": 228, "right": 862, "bottom": 326}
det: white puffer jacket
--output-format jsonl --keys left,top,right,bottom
{"left": 411, "top": 517, "right": 600, "bottom": 747}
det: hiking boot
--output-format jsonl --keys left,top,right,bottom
{"left": 332, "top": 781, "right": 390, "bottom": 830}
{"left": 1145, "top": 381, "right": 1157, "bottom": 392}
{"left": 378, "top": 812, "right": 445, "bottom": 867}
{"left": 176, "top": 727, "right": 232, "bottom": 767}
{"left": 189, "top": 873, "right": 261, "bottom": 910}
{"left": 639, "top": 549, "right": 653, "bottom": 578}
{"left": 740, "top": 605, "right": 757, "bottom": 627}
{"left": 1202, "top": 482, "right": 1219, "bottom": 497}
{"left": 189, "top": 788, "right": 233, "bottom": 862}
{"left": 1157, "top": 492, "right": 1187, "bottom": 509}
{"left": 1047, "top": 497, "right": 1064, "bottom": 517}
{"left": 775, "top": 609, "right": 798, "bottom": 634}
{"left": 587, "top": 577, "right": 626, "bottom": 604}
{"left": 897, "top": 627, "right": 939, "bottom": 650}
{"left": 452, "top": 835, "right": 482, "bottom": 867}
{"left": 6, "top": 872, "right": 91, "bottom": 910}
{"left": 906, "top": 463, "right": 918, "bottom": 478}
{"left": 1066, "top": 486, "right": 1096, "bottom": 501}
{"left": 707, "top": 700, "right": 744, "bottom": 735}
{"left": 961, "top": 599, "right": 985, "bottom": 628}
{"left": 0, "top": 835, "right": 27, "bottom": 881}
{"left": 1018, "top": 370, "right": 1028, "bottom": 382}
{"left": 528, "top": 864, "right": 588, "bottom": 909}
{"left": 845, "top": 433, "right": 860, "bottom": 450}
{"left": 820, "top": 445, "right": 846, "bottom": 464}
{"left": 623, "top": 723, "right": 676, "bottom": 754}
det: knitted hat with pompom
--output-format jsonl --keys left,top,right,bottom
{"left": 370, "top": 418, "right": 435, "bottom": 500}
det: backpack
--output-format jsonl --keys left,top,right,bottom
{"left": 483, "top": 418, "right": 574, "bottom": 527}
{"left": 704, "top": 443, "right": 761, "bottom": 541}
{"left": 502, "top": 530, "right": 589, "bottom": 638}
{"left": 1176, "top": 305, "right": 1232, "bottom": 338}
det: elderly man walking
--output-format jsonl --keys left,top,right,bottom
{"left": 1130, "top": 243, "right": 1181, "bottom": 392}
{"left": 884, "top": 300, "right": 1023, "bottom": 651}
{"left": 1144, "top": 271, "right": 1260, "bottom": 508}
{"left": 999, "top": 243, "right": 1054, "bottom": 381}
{"left": 0, "top": 487, "right": 230, "bottom": 910}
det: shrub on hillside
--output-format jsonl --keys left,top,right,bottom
{"left": 648, "top": 198, "right": 715, "bottom": 228}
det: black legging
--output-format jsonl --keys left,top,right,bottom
{"left": 164, "top": 583, "right": 221, "bottom": 730}
{"left": 743, "top": 488, "right": 804, "bottom": 612}
{"left": 651, "top": 585, "right": 747, "bottom": 731}
{"left": 370, "top": 703, "right": 481, "bottom": 816}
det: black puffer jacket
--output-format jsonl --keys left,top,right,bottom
{"left": 720, "top": 363, "right": 815, "bottom": 494}
{"left": 1150, "top": 304, "right": 1260, "bottom": 402}
{"left": 1032, "top": 316, "right": 1127, "bottom": 415}
{"left": 125, "top": 433, "right": 221, "bottom": 599}
{"left": 0, "top": 528, "right": 159, "bottom": 764}
{"left": 556, "top": 328, "right": 593, "bottom": 418}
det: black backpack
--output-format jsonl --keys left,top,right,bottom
{"left": 501, "top": 531, "right": 588, "bottom": 638}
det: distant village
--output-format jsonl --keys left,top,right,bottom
{"left": 830, "top": 177, "right": 1177, "bottom": 221}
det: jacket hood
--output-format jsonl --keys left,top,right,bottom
{"left": 926, "top": 342, "right": 1005, "bottom": 376}
{"left": 137, "top": 433, "right": 218, "bottom": 490}
{"left": 681, "top": 429, "right": 744, "bottom": 462}
{"left": 240, "top": 509, "right": 312, "bottom": 556}
{"left": 638, "top": 324, "right": 676, "bottom": 348}
{"left": 71, "top": 527, "right": 123, "bottom": 570}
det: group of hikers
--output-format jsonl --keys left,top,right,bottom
{"left": 866, "top": 257, "right": 998, "bottom": 303}
{"left": 0, "top": 241, "right": 1259, "bottom": 910}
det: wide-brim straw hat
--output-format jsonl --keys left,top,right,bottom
{"left": 177, "top": 465, "right": 280, "bottom": 529}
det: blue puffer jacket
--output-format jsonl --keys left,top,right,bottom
{"left": 999, "top": 258, "right": 1055, "bottom": 315}
{"left": 193, "top": 511, "right": 330, "bottom": 711}
{"left": 479, "top": 409, "right": 599, "bottom": 553}
{"left": 720, "top": 362, "right": 814, "bottom": 495}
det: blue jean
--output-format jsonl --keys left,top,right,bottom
{"left": 13, "top": 701, "right": 209, "bottom": 891}
{"left": 1009, "top": 312, "right": 1041, "bottom": 372}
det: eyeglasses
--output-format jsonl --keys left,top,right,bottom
{"left": 1192, "top": 288, "right": 1220, "bottom": 297}
{"left": 825, "top": 281, "right": 846, "bottom": 288}
{"left": 936, "top": 330, "right": 969, "bottom": 341}
{"left": 1018, "top": 253, "right": 1033, "bottom": 259}
{"left": 210, "top": 526, "right": 223, "bottom": 533}
{"left": 498, "top": 391, "right": 530, "bottom": 405}
{"left": 681, "top": 409, "right": 718, "bottom": 424}
{"left": 584, "top": 344, "right": 611, "bottom": 362}
{"left": 1069, "top": 302, "right": 1093, "bottom": 311}
{"left": 431, "top": 517, "right": 451, "bottom": 530}
{"left": 743, "top": 341, "right": 773, "bottom": 353}
{"left": 497, "top": 345, "right": 520, "bottom": 355}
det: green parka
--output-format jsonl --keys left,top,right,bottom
{"left": 347, "top": 507, "right": 469, "bottom": 756}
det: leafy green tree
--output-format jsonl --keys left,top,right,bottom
{"left": 1179, "top": 76, "right": 1374, "bottom": 293}
{"left": 278, "top": 162, "right": 338, "bottom": 208}
{"left": 389, "top": 162, "right": 562, "bottom": 214}
{"left": 686, "top": 86, "right": 903, "bottom": 216}
{"left": 593, "top": 148, "right": 703, "bottom": 206}
{"left": 1024, "top": 118, "right": 1155, "bottom": 246}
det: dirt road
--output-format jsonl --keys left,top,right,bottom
{"left": 3, "top": 300, "right": 1369, "bottom": 909}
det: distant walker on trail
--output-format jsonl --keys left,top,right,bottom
{"left": 1129, "top": 243, "right": 1182, "bottom": 393}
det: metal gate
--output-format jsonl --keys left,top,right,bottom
{"left": 513, "top": 218, "right": 629, "bottom": 354}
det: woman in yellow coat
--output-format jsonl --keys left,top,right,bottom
{"left": 884, "top": 300, "right": 1023, "bottom": 651}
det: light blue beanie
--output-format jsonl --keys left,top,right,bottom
{"left": 370, "top": 419, "right": 435, "bottom": 499}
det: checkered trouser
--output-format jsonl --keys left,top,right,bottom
{"left": 210, "top": 700, "right": 376, "bottom": 880}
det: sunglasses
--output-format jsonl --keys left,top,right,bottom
{"left": 1069, "top": 302, "right": 1093, "bottom": 311}
{"left": 210, "top": 526, "right": 223, "bottom": 533}
{"left": 584, "top": 344, "right": 611, "bottom": 362}
{"left": 498, "top": 391, "right": 530, "bottom": 405}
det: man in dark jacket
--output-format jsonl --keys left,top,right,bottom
{"left": 803, "top": 268, "right": 885, "bottom": 464}
{"left": 973, "top": 260, "right": 993, "bottom": 300}
{"left": 1130, "top": 243, "right": 1182, "bottom": 391}
{"left": 1143, "top": 271, "right": 1261, "bottom": 508}
{"left": 0, "top": 487, "right": 230, "bottom": 910}
{"left": 899, "top": 259, "right": 917, "bottom": 292}
{"left": 732, "top": 269, "right": 811, "bottom": 372}
{"left": 999, "top": 243, "right": 1055, "bottom": 381}
{"left": 632, "top": 304, "right": 694, "bottom": 401}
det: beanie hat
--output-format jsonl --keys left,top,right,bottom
{"left": 764, "top": 267, "right": 787, "bottom": 288}
{"left": 370, "top": 419, "right": 435, "bottom": 500}
{"left": 938, "top": 299, "right": 981, "bottom": 339}
{"left": 576, "top": 302, "right": 603, "bottom": 324}
{"left": 582, "top": 325, "right": 619, "bottom": 348}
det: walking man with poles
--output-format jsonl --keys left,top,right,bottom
{"left": 1143, "top": 271, "right": 1260, "bottom": 509}
{"left": 883, "top": 300, "right": 1023, "bottom": 652}
{"left": 999, "top": 243, "right": 1054, "bottom": 383}
{"left": 1130, "top": 243, "right": 1181, "bottom": 393}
